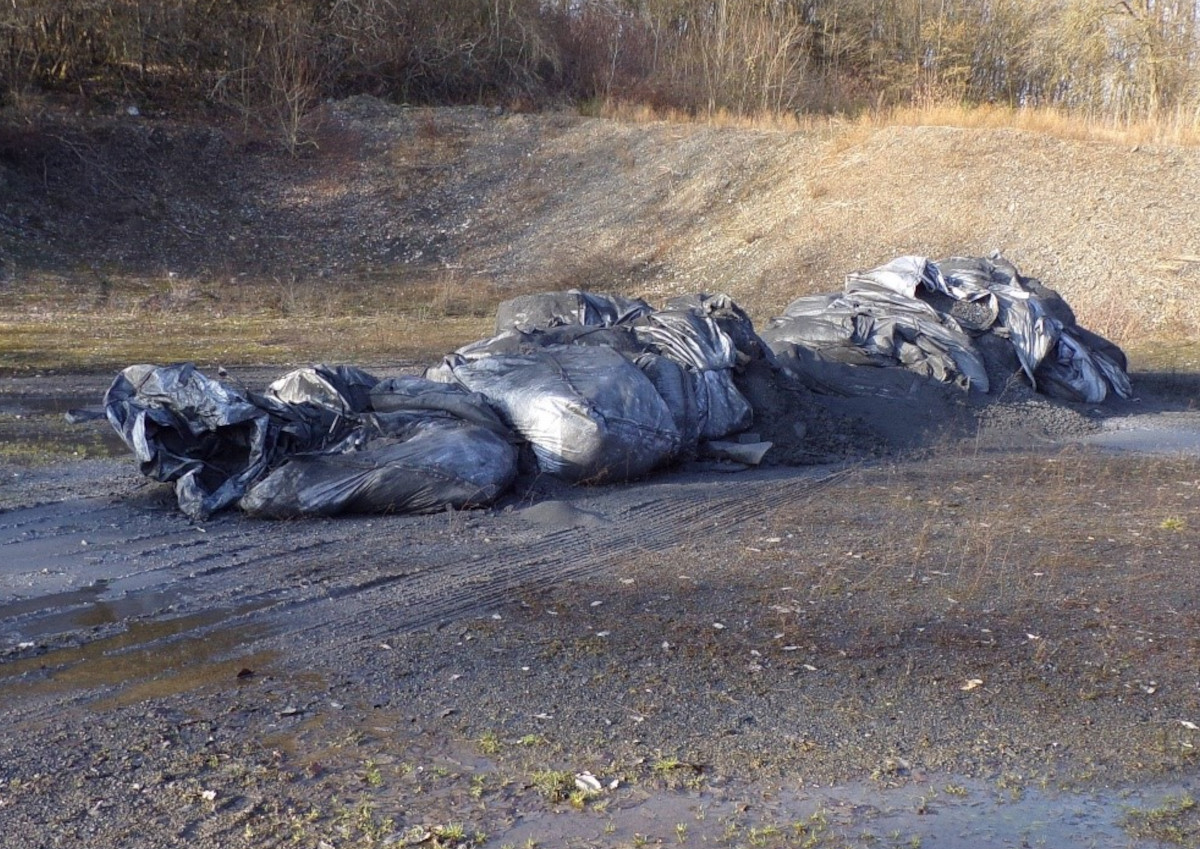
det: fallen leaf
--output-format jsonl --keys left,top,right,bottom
{"left": 960, "top": 678, "right": 984, "bottom": 691}
{"left": 1180, "top": 721, "right": 1199, "bottom": 731}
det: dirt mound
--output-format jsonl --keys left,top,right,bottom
{"left": 3, "top": 98, "right": 1199, "bottom": 342}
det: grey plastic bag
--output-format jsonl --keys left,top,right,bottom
{"left": 443, "top": 345, "right": 682, "bottom": 482}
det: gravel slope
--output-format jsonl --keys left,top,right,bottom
{"left": 4, "top": 98, "right": 1199, "bottom": 342}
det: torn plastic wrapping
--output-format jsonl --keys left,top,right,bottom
{"left": 105, "top": 364, "right": 519, "bottom": 520}
{"left": 763, "top": 254, "right": 1132, "bottom": 404}
{"left": 105, "top": 363, "right": 362, "bottom": 520}
{"left": 102, "top": 256, "right": 1133, "bottom": 520}
{"left": 438, "top": 345, "right": 683, "bottom": 482}
{"left": 264, "top": 364, "right": 378, "bottom": 414}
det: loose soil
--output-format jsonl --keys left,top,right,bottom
{"left": 2, "top": 101, "right": 1200, "bottom": 848}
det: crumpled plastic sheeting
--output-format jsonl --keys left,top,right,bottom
{"left": 763, "top": 254, "right": 1131, "bottom": 404}
{"left": 106, "top": 364, "right": 518, "bottom": 520}
{"left": 433, "top": 346, "right": 683, "bottom": 483}
{"left": 104, "top": 257, "right": 1132, "bottom": 521}
{"left": 106, "top": 363, "right": 366, "bottom": 520}
{"left": 104, "top": 288, "right": 761, "bottom": 518}
{"left": 240, "top": 417, "right": 517, "bottom": 518}
{"left": 441, "top": 290, "right": 758, "bottom": 457}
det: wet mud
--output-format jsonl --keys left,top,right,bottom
{"left": 2, "top": 370, "right": 1199, "bottom": 848}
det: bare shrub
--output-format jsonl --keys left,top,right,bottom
{"left": 3, "top": 1, "right": 1200, "bottom": 134}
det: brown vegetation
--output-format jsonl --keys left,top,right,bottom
{"left": 4, "top": 1, "right": 1200, "bottom": 149}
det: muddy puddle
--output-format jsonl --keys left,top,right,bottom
{"left": 484, "top": 775, "right": 1198, "bottom": 848}
{"left": 3, "top": 578, "right": 214, "bottom": 642}
{"left": 1, "top": 592, "right": 282, "bottom": 711}
{"left": 1081, "top": 411, "right": 1200, "bottom": 454}
{"left": 0, "top": 391, "right": 127, "bottom": 457}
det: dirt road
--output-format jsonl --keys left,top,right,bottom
{"left": 3, "top": 368, "right": 1200, "bottom": 848}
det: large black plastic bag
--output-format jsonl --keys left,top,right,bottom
{"left": 634, "top": 307, "right": 755, "bottom": 439}
{"left": 664, "top": 293, "right": 767, "bottom": 364}
{"left": 764, "top": 258, "right": 990, "bottom": 393}
{"left": 633, "top": 353, "right": 702, "bottom": 451}
{"left": 369, "top": 375, "right": 515, "bottom": 438}
{"left": 763, "top": 255, "right": 1131, "bottom": 403}
{"left": 934, "top": 255, "right": 1132, "bottom": 403}
{"left": 106, "top": 363, "right": 286, "bottom": 520}
{"left": 239, "top": 416, "right": 517, "bottom": 518}
{"left": 439, "top": 345, "right": 682, "bottom": 482}
{"left": 106, "top": 364, "right": 521, "bottom": 520}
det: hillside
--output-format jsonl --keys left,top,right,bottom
{"left": 3, "top": 97, "right": 1199, "bottom": 346}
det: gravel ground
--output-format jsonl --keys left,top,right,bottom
{"left": 2, "top": 367, "right": 1200, "bottom": 848}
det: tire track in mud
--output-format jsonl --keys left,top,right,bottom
{"left": 251, "top": 466, "right": 852, "bottom": 647}
{"left": 0, "top": 465, "right": 850, "bottom": 712}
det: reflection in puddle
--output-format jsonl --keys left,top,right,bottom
{"left": 2, "top": 598, "right": 280, "bottom": 709}
{"left": 489, "top": 775, "right": 1195, "bottom": 848}
{"left": 2, "top": 582, "right": 197, "bottom": 641}
{"left": 1, "top": 392, "right": 127, "bottom": 458}
{"left": 0, "top": 580, "right": 112, "bottom": 621}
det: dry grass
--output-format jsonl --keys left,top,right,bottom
{"left": 597, "top": 97, "right": 1200, "bottom": 147}
{"left": 870, "top": 102, "right": 1200, "bottom": 147}
{"left": 0, "top": 270, "right": 501, "bottom": 375}
{"left": 755, "top": 446, "right": 1200, "bottom": 727}
{"left": 598, "top": 100, "right": 821, "bottom": 133}
{"left": 6, "top": 264, "right": 1195, "bottom": 377}
{"left": 764, "top": 448, "right": 1200, "bottom": 617}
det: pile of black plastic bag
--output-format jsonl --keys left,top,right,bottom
{"left": 104, "top": 254, "right": 1133, "bottom": 520}
{"left": 762, "top": 254, "right": 1131, "bottom": 403}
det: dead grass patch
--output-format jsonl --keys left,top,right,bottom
{"left": 598, "top": 97, "right": 1200, "bottom": 147}
{"left": 0, "top": 270, "right": 502, "bottom": 375}
{"left": 873, "top": 102, "right": 1200, "bottom": 147}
